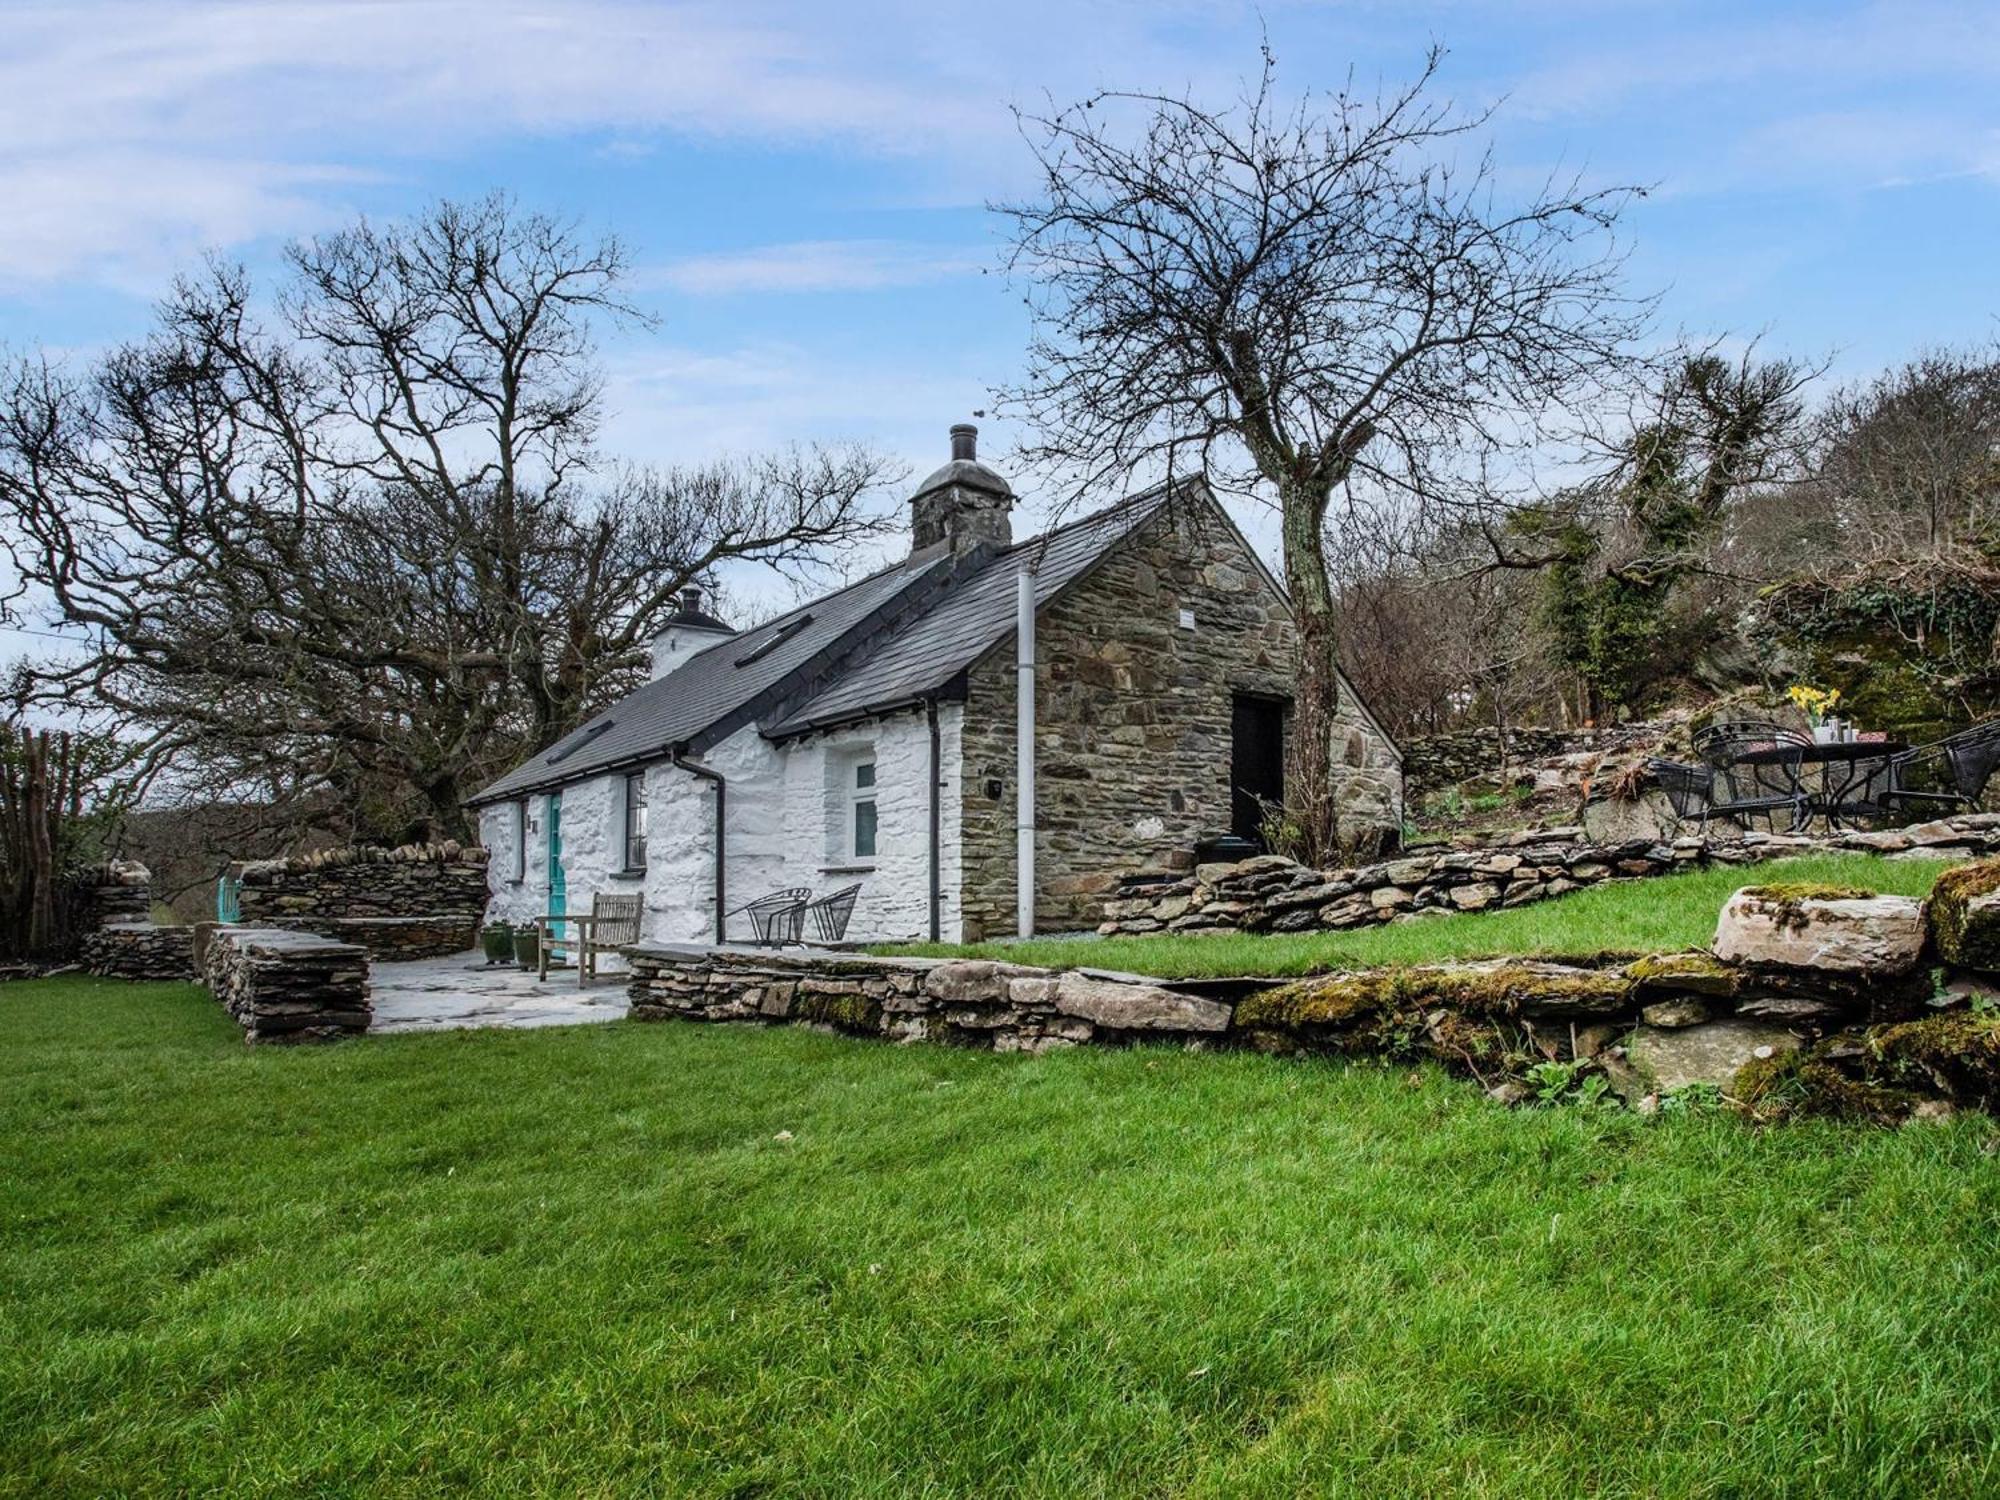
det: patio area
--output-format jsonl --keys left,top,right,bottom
{"left": 368, "top": 953, "right": 629, "bottom": 1034}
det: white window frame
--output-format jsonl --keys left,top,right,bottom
{"left": 848, "top": 759, "right": 878, "bottom": 864}
{"left": 510, "top": 799, "right": 527, "bottom": 883}
{"left": 622, "top": 771, "right": 648, "bottom": 873}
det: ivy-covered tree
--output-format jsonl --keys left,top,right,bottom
{"left": 1519, "top": 350, "right": 1814, "bottom": 719}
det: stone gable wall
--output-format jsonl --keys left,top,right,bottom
{"left": 956, "top": 496, "right": 1402, "bottom": 939}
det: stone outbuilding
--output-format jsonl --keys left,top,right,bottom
{"left": 468, "top": 426, "right": 1402, "bottom": 945}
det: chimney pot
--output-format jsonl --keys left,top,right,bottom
{"left": 682, "top": 586, "right": 703, "bottom": 613}
{"left": 949, "top": 423, "right": 978, "bottom": 462}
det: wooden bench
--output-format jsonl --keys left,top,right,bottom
{"left": 537, "top": 892, "right": 644, "bottom": 987}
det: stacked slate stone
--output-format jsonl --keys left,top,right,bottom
{"left": 80, "top": 923, "right": 196, "bottom": 981}
{"left": 1098, "top": 815, "right": 2000, "bottom": 937}
{"left": 235, "top": 842, "right": 488, "bottom": 959}
{"left": 82, "top": 860, "right": 155, "bottom": 925}
{"left": 627, "top": 948, "right": 1229, "bottom": 1054}
{"left": 202, "top": 927, "right": 371, "bottom": 1044}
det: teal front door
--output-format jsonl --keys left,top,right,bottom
{"left": 546, "top": 792, "right": 566, "bottom": 938}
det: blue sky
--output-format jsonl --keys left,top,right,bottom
{"left": 2, "top": 0, "right": 1998, "bottom": 575}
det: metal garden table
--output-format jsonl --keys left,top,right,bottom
{"left": 1733, "top": 739, "right": 1908, "bottom": 831}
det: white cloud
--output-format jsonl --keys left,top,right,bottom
{"left": 0, "top": 0, "right": 1269, "bottom": 286}
{"left": 644, "top": 239, "right": 986, "bottom": 296}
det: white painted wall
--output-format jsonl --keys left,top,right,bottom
{"left": 479, "top": 798, "right": 544, "bottom": 925}
{"left": 483, "top": 704, "right": 964, "bottom": 948}
{"left": 479, "top": 773, "right": 647, "bottom": 970}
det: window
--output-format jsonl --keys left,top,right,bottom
{"left": 734, "top": 613, "right": 814, "bottom": 668}
{"left": 545, "top": 718, "right": 613, "bottom": 765}
{"left": 510, "top": 800, "right": 527, "bottom": 883}
{"left": 622, "top": 771, "right": 648, "bottom": 872}
{"left": 850, "top": 760, "right": 877, "bottom": 862}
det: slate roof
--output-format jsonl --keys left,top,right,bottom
{"left": 764, "top": 487, "right": 1173, "bottom": 736}
{"left": 467, "top": 546, "right": 957, "bottom": 804}
{"left": 467, "top": 484, "right": 1182, "bottom": 805}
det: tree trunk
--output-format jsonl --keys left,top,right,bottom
{"left": 1278, "top": 478, "right": 1341, "bottom": 866}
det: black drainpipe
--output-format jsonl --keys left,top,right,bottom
{"left": 672, "top": 754, "right": 727, "bottom": 943}
{"left": 927, "top": 697, "right": 943, "bottom": 942}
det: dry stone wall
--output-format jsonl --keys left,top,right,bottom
{"left": 81, "top": 922, "right": 197, "bottom": 981}
{"left": 200, "top": 925, "right": 371, "bottom": 1043}
{"left": 236, "top": 843, "right": 488, "bottom": 958}
{"left": 1097, "top": 815, "right": 2000, "bottom": 937}
{"left": 628, "top": 946, "right": 1231, "bottom": 1053}
{"left": 1404, "top": 724, "right": 1664, "bottom": 796}
{"left": 626, "top": 863, "right": 2000, "bottom": 1122}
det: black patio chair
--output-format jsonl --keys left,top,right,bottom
{"left": 1647, "top": 758, "right": 1715, "bottom": 836}
{"left": 1692, "top": 722, "right": 1811, "bottom": 831}
{"left": 1874, "top": 720, "right": 2000, "bottom": 816}
{"left": 726, "top": 886, "right": 812, "bottom": 947}
{"left": 806, "top": 883, "right": 863, "bottom": 943}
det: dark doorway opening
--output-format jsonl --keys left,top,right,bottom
{"left": 1230, "top": 694, "right": 1287, "bottom": 846}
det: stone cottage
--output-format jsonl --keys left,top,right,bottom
{"left": 468, "top": 426, "right": 1402, "bottom": 945}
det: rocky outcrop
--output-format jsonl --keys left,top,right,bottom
{"left": 201, "top": 926, "right": 371, "bottom": 1044}
{"left": 1097, "top": 816, "right": 2000, "bottom": 937}
{"left": 1403, "top": 723, "right": 1666, "bottom": 797}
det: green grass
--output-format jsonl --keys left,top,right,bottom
{"left": 881, "top": 854, "right": 1957, "bottom": 978}
{"left": 5, "top": 977, "right": 2000, "bottom": 1496}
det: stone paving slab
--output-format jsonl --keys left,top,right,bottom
{"left": 368, "top": 952, "right": 629, "bottom": 1033}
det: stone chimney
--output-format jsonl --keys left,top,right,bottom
{"left": 910, "top": 423, "right": 1012, "bottom": 555}
{"left": 649, "top": 586, "right": 735, "bottom": 680}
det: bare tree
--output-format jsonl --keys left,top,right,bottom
{"left": 0, "top": 196, "right": 897, "bottom": 843}
{"left": 1809, "top": 346, "right": 2000, "bottom": 557}
{"left": 996, "top": 46, "right": 1645, "bottom": 861}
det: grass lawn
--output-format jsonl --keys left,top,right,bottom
{"left": 5, "top": 977, "right": 2000, "bottom": 1495}
{"left": 880, "top": 853, "right": 1958, "bottom": 978}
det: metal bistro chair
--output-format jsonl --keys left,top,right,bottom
{"left": 1693, "top": 721, "right": 1811, "bottom": 831}
{"left": 1647, "top": 757, "right": 1715, "bottom": 836}
{"left": 727, "top": 887, "right": 812, "bottom": 947}
{"left": 1864, "top": 720, "right": 2000, "bottom": 818}
{"left": 806, "top": 883, "right": 863, "bottom": 943}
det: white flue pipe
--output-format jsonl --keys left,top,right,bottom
{"left": 1016, "top": 567, "right": 1036, "bottom": 939}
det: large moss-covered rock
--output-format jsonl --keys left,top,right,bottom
{"left": 1926, "top": 859, "right": 2000, "bottom": 974}
{"left": 1732, "top": 1045, "right": 1919, "bottom": 1125}
{"left": 1713, "top": 886, "right": 1926, "bottom": 976}
{"left": 1866, "top": 1012, "right": 2000, "bottom": 1106}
